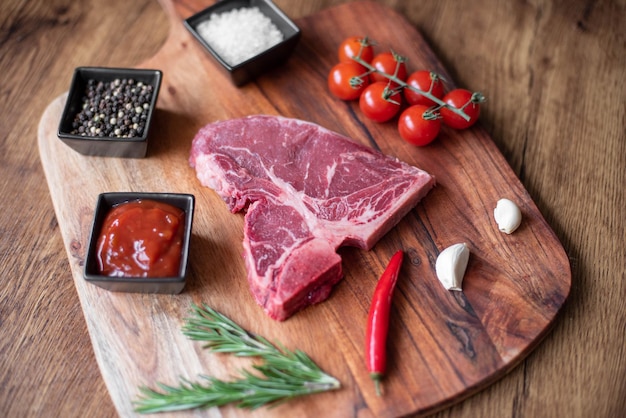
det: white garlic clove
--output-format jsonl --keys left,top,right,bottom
{"left": 494, "top": 198, "right": 522, "bottom": 234}
{"left": 435, "top": 243, "right": 470, "bottom": 291}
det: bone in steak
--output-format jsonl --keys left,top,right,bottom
{"left": 189, "top": 115, "right": 435, "bottom": 320}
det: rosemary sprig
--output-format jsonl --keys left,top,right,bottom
{"left": 133, "top": 304, "right": 340, "bottom": 413}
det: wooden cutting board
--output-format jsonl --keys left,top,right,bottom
{"left": 37, "top": 1, "right": 571, "bottom": 417}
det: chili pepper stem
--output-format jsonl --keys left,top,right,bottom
{"left": 371, "top": 372, "right": 383, "bottom": 396}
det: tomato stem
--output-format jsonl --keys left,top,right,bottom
{"left": 428, "top": 71, "right": 444, "bottom": 94}
{"left": 351, "top": 55, "right": 473, "bottom": 122}
{"left": 389, "top": 50, "right": 407, "bottom": 81}
{"left": 382, "top": 85, "right": 401, "bottom": 105}
{"left": 355, "top": 36, "right": 373, "bottom": 60}
{"left": 422, "top": 109, "right": 440, "bottom": 121}
{"left": 468, "top": 92, "right": 486, "bottom": 107}
{"left": 349, "top": 75, "right": 368, "bottom": 89}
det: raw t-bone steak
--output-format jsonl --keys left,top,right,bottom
{"left": 189, "top": 115, "right": 435, "bottom": 320}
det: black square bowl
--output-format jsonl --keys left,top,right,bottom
{"left": 184, "top": 0, "right": 301, "bottom": 86}
{"left": 84, "top": 192, "right": 195, "bottom": 294}
{"left": 57, "top": 67, "right": 162, "bottom": 158}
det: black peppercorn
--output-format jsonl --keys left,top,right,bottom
{"left": 70, "top": 77, "right": 154, "bottom": 138}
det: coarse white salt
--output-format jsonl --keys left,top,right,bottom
{"left": 197, "top": 7, "right": 284, "bottom": 67}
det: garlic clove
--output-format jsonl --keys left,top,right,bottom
{"left": 494, "top": 198, "right": 522, "bottom": 234}
{"left": 435, "top": 243, "right": 470, "bottom": 291}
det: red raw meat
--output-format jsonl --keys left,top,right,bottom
{"left": 189, "top": 115, "right": 435, "bottom": 320}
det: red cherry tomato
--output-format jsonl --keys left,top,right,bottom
{"left": 338, "top": 36, "right": 374, "bottom": 64}
{"left": 398, "top": 105, "right": 441, "bottom": 146}
{"left": 370, "top": 52, "right": 407, "bottom": 86}
{"left": 404, "top": 70, "right": 445, "bottom": 107}
{"left": 440, "top": 89, "right": 484, "bottom": 129}
{"left": 328, "top": 61, "right": 370, "bottom": 101}
{"left": 359, "top": 82, "right": 402, "bottom": 123}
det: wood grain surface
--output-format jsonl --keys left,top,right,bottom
{"left": 1, "top": 0, "right": 624, "bottom": 417}
{"left": 36, "top": 0, "right": 573, "bottom": 416}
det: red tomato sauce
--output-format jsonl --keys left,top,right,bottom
{"left": 96, "top": 199, "right": 185, "bottom": 277}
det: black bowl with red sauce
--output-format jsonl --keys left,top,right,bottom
{"left": 84, "top": 192, "right": 195, "bottom": 294}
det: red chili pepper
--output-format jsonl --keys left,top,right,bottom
{"left": 365, "top": 249, "right": 404, "bottom": 396}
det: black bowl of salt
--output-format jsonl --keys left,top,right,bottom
{"left": 184, "top": 0, "right": 301, "bottom": 86}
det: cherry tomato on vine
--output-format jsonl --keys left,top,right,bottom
{"left": 370, "top": 52, "right": 407, "bottom": 86}
{"left": 338, "top": 36, "right": 374, "bottom": 64}
{"left": 404, "top": 70, "right": 445, "bottom": 107}
{"left": 398, "top": 105, "right": 441, "bottom": 146}
{"left": 359, "top": 81, "right": 402, "bottom": 123}
{"left": 328, "top": 61, "right": 370, "bottom": 101}
{"left": 440, "top": 88, "right": 484, "bottom": 129}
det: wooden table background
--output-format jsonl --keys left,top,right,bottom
{"left": 1, "top": 0, "right": 623, "bottom": 417}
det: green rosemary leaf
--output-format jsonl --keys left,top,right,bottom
{"left": 133, "top": 304, "right": 340, "bottom": 413}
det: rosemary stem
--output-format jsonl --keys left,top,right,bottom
{"left": 133, "top": 304, "right": 341, "bottom": 414}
